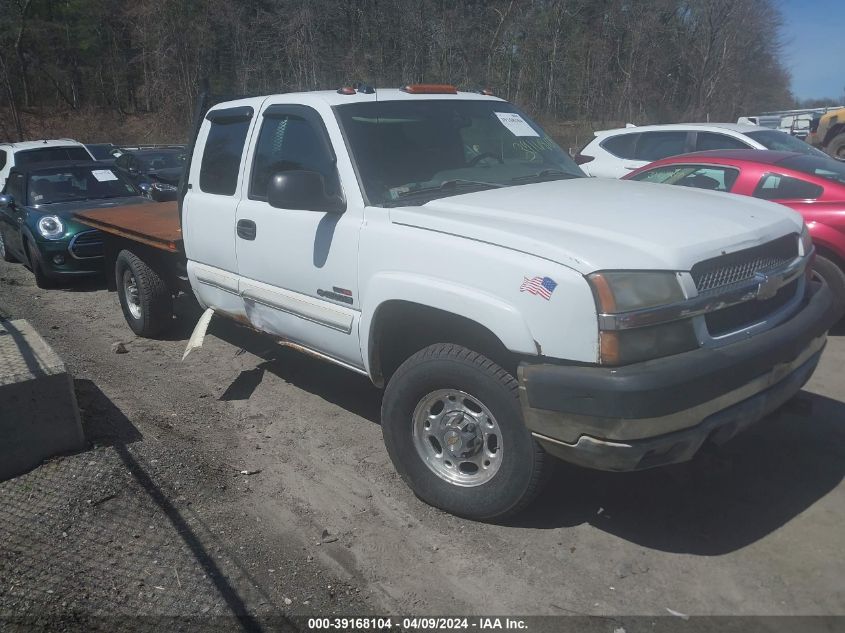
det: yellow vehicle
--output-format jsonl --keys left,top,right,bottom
{"left": 807, "top": 107, "right": 845, "bottom": 161}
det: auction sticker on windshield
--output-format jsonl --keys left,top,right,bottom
{"left": 494, "top": 112, "right": 539, "bottom": 137}
{"left": 92, "top": 169, "right": 118, "bottom": 182}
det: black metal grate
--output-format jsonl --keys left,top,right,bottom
{"left": 705, "top": 279, "right": 799, "bottom": 336}
{"left": 692, "top": 234, "right": 798, "bottom": 293}
{"left": 69, "top": 230, "right": 104, "bottom": 259}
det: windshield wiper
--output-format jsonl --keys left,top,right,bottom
{"left": 511, "top": 169, "right": 580, "bottom": 183}
{"left": 397, "top": 179, "right": 506, "bottom": 198}
{"left": 385, "top": 178, "right": 506, "bottom": 207}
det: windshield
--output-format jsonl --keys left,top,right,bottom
{"left": 28, "top": 166, "right": 139, "bottom": 205}
{"left": 745, "top": 130, "right": 828, "bottom": 157}
{"left": 335, "top": 100, "right": 584, "bottom": 206}
{"left": 16, "top": 146, "right": 92, "bottom": 165}
{"left": 779, "top": 154, "right": 845, "bottom": 186}
{"left": 137, "top": 151, "right": 186, "bottom": 170}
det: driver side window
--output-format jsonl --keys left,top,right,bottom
{"left": 250, "top": 112, "right": 338, "bottom": 201}
{"left": 5, "top": 173, "right": 25, "bottom": 202}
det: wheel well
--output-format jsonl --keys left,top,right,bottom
{"left": 21, "top": 234, "right": 33, "bottom": 261}
{"left": 824, "top": 123, "right": 845, "bottom": 146}
{"left": 104, "top": 239, "right": 184, "bottom": 293}
{"left": 815, "top": 245, "right": 845, "bottom": 271}
{"left": 369, "top": 301, "right": 518, "bottom": 387}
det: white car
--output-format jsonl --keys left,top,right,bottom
{"left": 576, "top": 123, "right": 826, "bottom": 178}
{"left": 0, "top": 139, "right": 94, "bottom": 190}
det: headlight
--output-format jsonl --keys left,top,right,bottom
{"left": 800, "top": 224, "right": 813, "bottom": 257}
{"left": 151, "top": 182, "right": 177, "bottom": 192}
{"left": 588, "top": 271, "right": 685, "bottom": 313}
{"left": 587, "top": 271, "right": 697, "bottom": 365}
{"left": 598, "top": 321, "right": 699, "bottom": 366}
{"left": 37, "top": 215, "right": 65, "bottom": 239}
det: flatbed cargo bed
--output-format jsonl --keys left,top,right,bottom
{"left": 75, "top": 201, "right": 183, "bottom": 253}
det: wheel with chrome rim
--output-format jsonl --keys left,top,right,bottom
{"left": 382, "top": 343, "right": 547, "bottom": 520}
{"left": 115, "top": 249, "right": 172, "bottom": 337}
{"left": 412, "top": 389, "right": 503, "bottom": 486}
{"left": 122, "top": 268, "right": 142, "bottom": 320}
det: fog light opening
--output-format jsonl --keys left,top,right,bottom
{"left": 52, "top": 254, "right": 66, "bottom": 265}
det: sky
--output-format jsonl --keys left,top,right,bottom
{"left": 779, "top": 0, "right": 845, "bottom": 100}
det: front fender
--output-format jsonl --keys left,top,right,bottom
{"left": 809, "top": 222, "right": 845, "bottom": 262}
{"left": 360, "top": 271, "right": 538, "bottom": 377}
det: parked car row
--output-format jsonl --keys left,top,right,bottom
{"left": 573, "top": 123, "right": 845, "bottom": 310}
{"left": 0, "top": 137, "right": 186, "bottom": 289}
{"left": 625, "top": 150, "right": 845, "bottom": 310}
{"left": 0, "top": 161, "right": 155, "bottom": 287}
{"left": 0, "top": 90, "right": 842, "bottom": 519}
{"left": 575, "top": 122, "right": 828, "bottom": 178}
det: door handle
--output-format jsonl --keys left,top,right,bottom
{"left": 236, "top": 219, "right": 257, "bottom": 240}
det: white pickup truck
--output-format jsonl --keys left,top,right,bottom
{"left": 76, "top": 85, "right": 838, "bottom": 520}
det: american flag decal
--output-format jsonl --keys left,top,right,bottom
{"left": 520, "top": 276, "right": 558, "bottom": 300}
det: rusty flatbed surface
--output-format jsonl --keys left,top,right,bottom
{"left": 75, "top": 201, "right": 183, "bottom": 253}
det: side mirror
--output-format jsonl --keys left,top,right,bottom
{"left": 0, "top": 194, "right": 14, "bottom": 207}
{"left": 267, "top": 170, "right": 345, "bottom": 214}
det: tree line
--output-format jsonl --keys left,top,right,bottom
{"left": 0, "top": 0, "right": 795, "bottom": 143}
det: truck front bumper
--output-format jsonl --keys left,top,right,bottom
{"left": 518, "top": 280, "right": 838, "bottom": 472}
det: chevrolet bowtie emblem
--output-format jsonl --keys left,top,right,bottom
{"left": 754, "top": 272, "right": 780, "bottom": 301}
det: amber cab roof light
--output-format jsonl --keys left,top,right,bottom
{"left": 401, "top": 84, "right": 458, "bottom": 94}
{"left": 337, "top": 84, "right": 376, "bottom": 95}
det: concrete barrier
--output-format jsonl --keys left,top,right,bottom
{"left": 0, "top": 319, "right": 84, "bottom": 480}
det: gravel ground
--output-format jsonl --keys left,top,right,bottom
{"left": 1, "top": 258, "right": 844, "bottom": 630}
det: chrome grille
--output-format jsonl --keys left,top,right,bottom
{"left": 692, "top": 234, "right": 798, "bottom": 293}
{"left": 68, "top": 230, "right": 104, "bottom": 259}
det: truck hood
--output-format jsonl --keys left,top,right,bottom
{"left": 388, "top": 179, "right": 803, "bottom": 273}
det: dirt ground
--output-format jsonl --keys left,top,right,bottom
{"left": 1, "top": 257, "right": 844, "bottom": 629}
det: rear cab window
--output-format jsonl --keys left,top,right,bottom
{"left": 199, "top": 106, "right": 254, "bottom": 195}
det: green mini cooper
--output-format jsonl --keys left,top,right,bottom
{"left": 0, "top": 161, "right": 152, "bottom": 287}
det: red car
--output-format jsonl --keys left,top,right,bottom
{"left": 624, "top": 149, "right": 845, "bottom": 308}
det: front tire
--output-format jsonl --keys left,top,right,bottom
{"left": 382, "top": 343, "right": 547, "bottom": 521}
{"left": 115, "top": 249, "right": 172, "bottom": 337}
{"left": 27, "top": 244, "right": 54, "bottom": 289}
{"left": 0, "top": 228, "right": 17, "bottom": 262}
{"left": 813, "top": 255, "right": 845, "bottom": 317}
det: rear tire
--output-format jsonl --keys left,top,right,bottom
{"left": 381, "top": 343, "right": 547, "bottom": 521}
{"left": 813, "top": 255, "right": 845, "bottom": 318}
{"left": 115, "top": 249, "right": 172, "bottom": 337}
